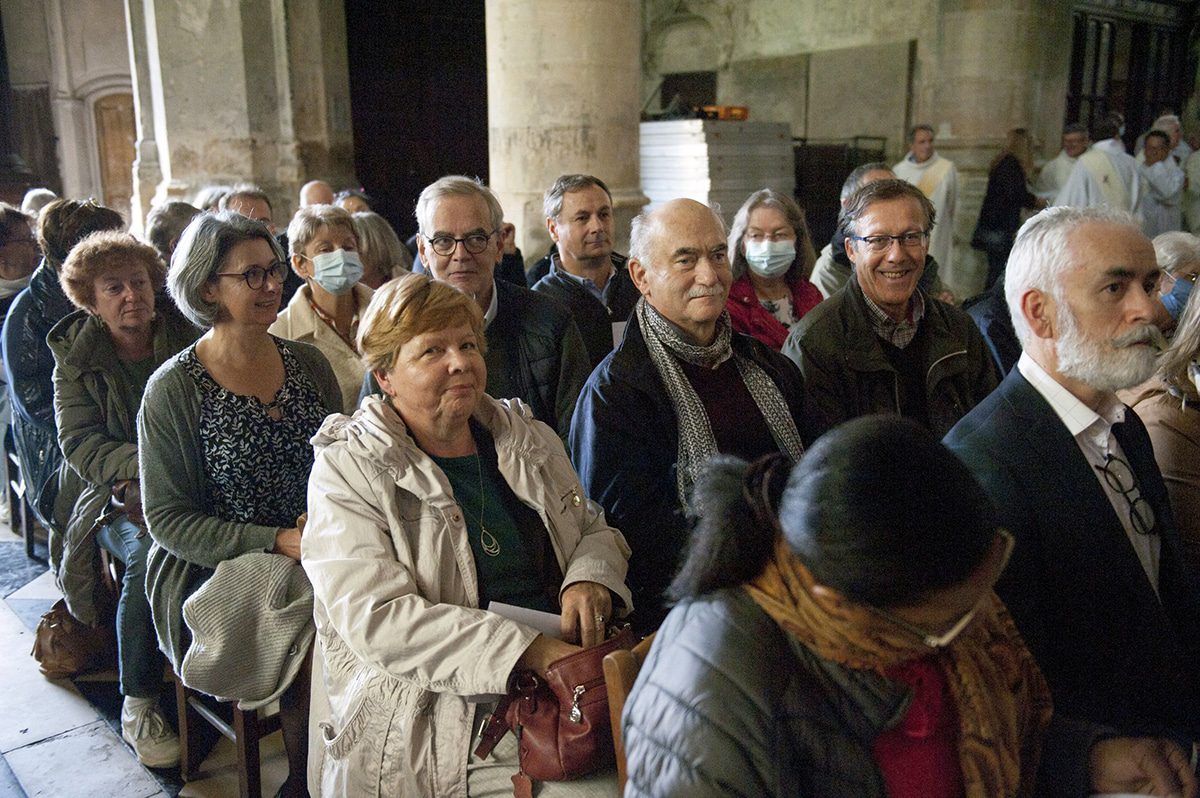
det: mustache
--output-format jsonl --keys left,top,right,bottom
{"left": 1112, "top": 324, "right": 1168, "bottom": 352}
{"left": 687, "top": 285, "right": 724, "bottom": 299}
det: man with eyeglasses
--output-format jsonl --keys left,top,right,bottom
{"left": 945, "top": 205, "right": 1200, "bottom": 743}
{"left": 782, "top": 179, "right": 997, "bottom": 437}
{"left": 530, "top": 174, "right": 639, "bottom": 369}
{"left": 403, "top": 175, "right": 590, "bottom": 440}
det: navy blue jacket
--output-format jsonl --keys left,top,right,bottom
{"left": 568, "top": 313, "right": 824, "bottom": 631}
{"left": 945, "top": 368, "right": 1200, "bottom": 738}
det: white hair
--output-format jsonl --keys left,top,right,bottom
{"left": 1004, "top": 205, "right": 1143, "bottom": 347}
{"left": 1152, "top": 231, "right": 1200, "bottom": 275}
{"left": 414, "top": 176, "right": 503, "bottom": 237}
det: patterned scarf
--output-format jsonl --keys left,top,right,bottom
{"left": 636, "top": 298, "right": 805, "bottom": 508}
{"left": 745, "top": 539, "right": 1053, "bottom": 798}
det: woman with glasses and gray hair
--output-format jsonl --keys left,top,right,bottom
{"left": 623, "top": 416, "right": 1197, "bottom": 798}
{"left": 724, "top": 188, "right": 822, "bottom": 350}
{"left": 272, "top": 204, "right": 372, "bottom": 412}
{"left": 138, "top": 211, "right": 342, "bottom": 797}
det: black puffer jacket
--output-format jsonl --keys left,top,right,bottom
{"left": 624, "top": 588, "right": 1102, "bottom": 798}
{"left": 2, "top": 260, "right": 77, "bottom": 537}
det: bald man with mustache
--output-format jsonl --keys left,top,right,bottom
{"left": 568, "top": 199, "right": 827, "bottom": 631}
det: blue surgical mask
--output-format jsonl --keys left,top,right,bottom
{"left": 1162, "top": 274, "right": 1193, "bottom": 320}
{"left": 744, "top": 240, "right": 795, "bottom": 278}
{"left": 307, "top": 250, "right": 363, "bottom": 295}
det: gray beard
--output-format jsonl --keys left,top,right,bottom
{"left": 1055, "top": 303, "right": 1156, "bottom": 393}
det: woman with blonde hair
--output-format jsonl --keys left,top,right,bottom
{"left": 351, "top": 210, "right": 412, "bottom": 289}
{"left": 972, "top": 128, "right": 1045, "bottom": 290}
{"left": 303, "top": 271, "right": 631, "bottom": 796}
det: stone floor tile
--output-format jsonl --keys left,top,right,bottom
{"left": 4, "top": 720, "right": 159, "bottom": 798}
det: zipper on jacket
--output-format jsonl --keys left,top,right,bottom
{"left": 925, "top": 349, "right": 968, "bottom": 389}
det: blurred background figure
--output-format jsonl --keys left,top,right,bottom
{"left": 1036, "top": 123, "right": 1089, "bottom": 199}
{"left": 143, "top": 201, "right": 201, "bottom": 266}
{"left": 334, "top": 188, "right": 371, "bottom": 214}
{"left": 971, "top": 128, "right": 1045, "bottom": 290}
{"left": 20, "top": 188, "right": 58, "bottom": 219}
{"left": 352, "top": 210, "right": 412, "bottom": 289}
{"left": 191, "top": 185, "right": 231, "bottom": 213}
{"left": 299, "top": 180, "right": 334, "bottom": 208}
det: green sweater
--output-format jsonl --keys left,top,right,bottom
{"left": 138, "top": 337, "right": 341, "bottom": 669}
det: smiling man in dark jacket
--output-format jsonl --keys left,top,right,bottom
{"left": 783, "top": 179, "right": 997, "bottom": 438}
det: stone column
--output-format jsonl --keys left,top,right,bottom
{"left": 125, "top": 0, "right": 354, "bottom": 229}
{"left": 0, "top": 5, "right": 32, "bottom": 202}
{"left": 486, "top": 0, "right": 647, "bottom": 263}
{"left": 912, "top": 0, "right": 1072, "bottom": 298}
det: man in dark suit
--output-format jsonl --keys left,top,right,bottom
{"left": 945, "top": 205, "right": 1200, "bottom": 742}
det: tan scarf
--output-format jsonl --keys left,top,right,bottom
{"left": 745, "top": 539, "right": 1053, "bottom": 798}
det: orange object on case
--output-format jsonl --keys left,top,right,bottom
{"left": 701, "top": 105, "right": 749, "bottom": 121}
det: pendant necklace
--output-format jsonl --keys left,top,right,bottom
{"left": 475, "top": 451, "right": 501, "bottom": 557}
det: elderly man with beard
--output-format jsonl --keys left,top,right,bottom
{"left": 569, "top": 198, "right": 825, "bottom": 632}
{"left": 945, "top": 206, "right": 1200, "bottom": 743}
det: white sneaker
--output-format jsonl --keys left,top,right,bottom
{"left": 120, "top": 696, "right": 180, "bottom": 768}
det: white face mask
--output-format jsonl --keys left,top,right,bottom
{"left": 307, "top": 249, "right": 363, "bottom": 295}
{"left": 744, "top": 239, "right": 795, "bottom": 278}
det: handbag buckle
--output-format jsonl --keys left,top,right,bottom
{"left": 569, "top": 685, "right": 586, "bottom": 723}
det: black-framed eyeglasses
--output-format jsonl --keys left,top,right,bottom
{"left": 1095, "top": 453, "right": 1157, "bottom": 536}
{"left": 213, "top": 261, "right": 289, "bottom": 290}
{"left": 866, "top": 528, "right": 1015, "bottom": 649}
{"left": 423, "top": 230, "right": 496, "bottom": 257}
{"left": 849, "top": 231, "right": 929, "bottom": 253}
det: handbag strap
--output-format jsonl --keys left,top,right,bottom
{"left": 473, "top": 695, "right": 514, "bottom": 760}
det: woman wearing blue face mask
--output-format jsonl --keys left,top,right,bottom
{"left": 1153, "top": 232, "right": 1200, "bottom": 327}
{"left": 272, "top": 204, "right": 372, "bottom": 411}
{"left": 726, "top": 189, "right": 823, "bottom": 350}
{"left": 1121, "top": 235, "right": 1200, "bottom": 578}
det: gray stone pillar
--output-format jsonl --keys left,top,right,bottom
{"left": 915, "top": 0, "right": 1072, "bottom": 297}
{"left": 0, "top": 4, "right": 31, "bottom": 201}
{"left": 486, "top": 0, "right": 647, "bottom": 263}
{"left": 125, "top": 0, "right": 354, "bottom": 229}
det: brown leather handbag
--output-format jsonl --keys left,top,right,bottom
{"left": 30, "top": 598, "right": 116, "bottom": 679}
{"left": 474, "top": 626, "right": 634, "bottom": 794}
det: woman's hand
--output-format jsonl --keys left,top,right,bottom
{"left": 560, "top": 581, "right": 613, "bottom": 648}
{"left": 272, "top": 527, "right": 302, "bottom": 561}
{"left": 515, "top": 634, "right": 581, "bottom": 676}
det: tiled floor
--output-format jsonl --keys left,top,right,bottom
{"left": 0, "top": 523, "right": 290, "bottom": 798}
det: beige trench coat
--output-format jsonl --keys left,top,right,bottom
{"left": 301, "top": 394, "right": 632, "bottom": 797}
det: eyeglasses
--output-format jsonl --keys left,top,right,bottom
{"left": 423, "top": 230, "right": 496, "bottom": 257}
{"left": 214, "top": 261, "right": 289, "bottom": 290}
{"left": 866, "top": 527, "right": 1015, "bottom": 649}
{"left": 849, "top": 231, "right": 929, "bottom": 253}
{"left": 1095, "top": 453, "right": 1157, "bottom": 536}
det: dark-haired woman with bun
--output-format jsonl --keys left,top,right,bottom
{"left": 621, "top": 416, "right": 1198, "bottom": 798}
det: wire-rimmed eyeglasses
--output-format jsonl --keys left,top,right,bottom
{"left": 1095, "top": 453, "right": 1157, "bottom": 536}
{"left": 848, "top": 231, "right": 929, "bottom": 253}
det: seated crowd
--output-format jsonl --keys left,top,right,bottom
{"left": 2, "top": 158, "right": 1198, "bottom": 798}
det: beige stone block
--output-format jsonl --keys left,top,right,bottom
{"left": 4, "top": 720, "right": 160, "bottom": 798}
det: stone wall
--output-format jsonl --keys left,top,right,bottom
{"left": 641, "top": 0, "right": 1073, "bottom": 298}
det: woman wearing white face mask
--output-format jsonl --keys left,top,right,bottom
{"left": 726, "top": 189, "right": 823, "bottom": 350}
{"left": 272, "top": 204, "right": 372, "bottom": 411}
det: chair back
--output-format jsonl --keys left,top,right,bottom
{"left": 603, "top": 631, "right": 656, "bottom": 795}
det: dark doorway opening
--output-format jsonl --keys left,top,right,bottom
{"left": 344, "top": 1, "right": 488, "bottom": 241}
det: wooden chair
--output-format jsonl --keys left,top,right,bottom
{"left": 603, "top": 631, "right": 656, "bottom": 795}
{"left": 172, "top": 671, "right": 282, "bottom": 798}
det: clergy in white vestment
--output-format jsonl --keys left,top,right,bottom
{"left": 1183, "top": 150, "right": 1200, "bottom": 232}
{"left": 893, "top": 124, "right": 959, "bottom": 294}
{"left": 1139, "top": 130, "right": 1185, "bottom": 237}
{"left": 1055, "top": 116, "right": 1143, "bottom": 215}
{"left": 1036, "top": 123, "right": 1089, "bottom": 199}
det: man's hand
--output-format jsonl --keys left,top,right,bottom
{"left": 1090, "top": 736, "right": 1197, "bottom": 798}
{"left": 560, "top": 581, "right": 613, "bottom": 648}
